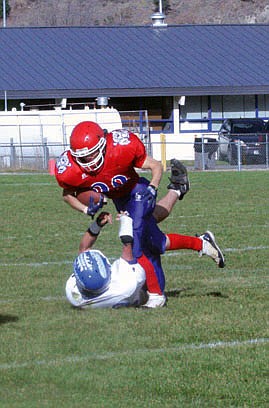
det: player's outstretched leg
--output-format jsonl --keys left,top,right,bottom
{"left": 198, "top": 231, "right": 225, "bottom": 268}
{"left": 167, "top": 159, "right": 190, "bottom": 200}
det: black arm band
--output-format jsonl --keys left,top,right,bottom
{"left": 87, "top": 221, "right": 102, "bottom": 236}
{"left": 120, "top": 235, "right": 134, "bottom": 244}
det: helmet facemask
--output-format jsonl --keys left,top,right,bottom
{"left": 71, "top": 137, "right": 106, "bottom": 172}
{"left": 70, "top": 121, "right": 107, "bottom": 172}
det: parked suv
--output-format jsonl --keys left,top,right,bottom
{"left": 218, "top": 118, "right": 266, "bottom": 164}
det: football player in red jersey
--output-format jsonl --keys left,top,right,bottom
{"left": 55, "top": 121, "right": 189, "bottom": 307}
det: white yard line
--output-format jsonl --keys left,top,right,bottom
{"left": 0, "top": 260, "right": 73, "bottom": 267}
{"left": 0, "top": 337, "right": 268, "bottom": 371}
{"left": 0, "top": 245, "right": 268, "bottom": 267}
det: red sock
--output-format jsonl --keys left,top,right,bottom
{"left": 166, "top": 233, "right": 202, "bottom": 251}
{"left": 138, "top": 254, "right": 162, "bottom": 295}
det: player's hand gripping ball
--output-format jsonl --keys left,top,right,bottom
{"left": 76, "top": 189, "right": 107, "bottom": 218}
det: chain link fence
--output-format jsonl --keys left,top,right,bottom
{"left": 0, "top": 111, "right": 268, "bottom": 171}
{"left": 1, "top": 137, "right": 268, "bottom": 172}
{"left": 193, "top": 134, "right": 269, "bottom": 170}
{"left": 0, "top": 139, "right": 68, "bottom": 171}
{"left": 0, "top": 109, "right": 153, "bottom": 171}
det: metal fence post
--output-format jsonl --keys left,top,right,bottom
{"left": 265, "top": 133, "right": 269, "bottom": 167}
{"left": 237, "top": 140, "right": 241, "bottom": 171}
{"left": 43, "top": 138, "right": 49, "bottom": 170}
{"left": 201, "top": 136, "right": 205, "bottom": 170}
{"left": 10, "top": 138, "right": 16, "bottom": 168}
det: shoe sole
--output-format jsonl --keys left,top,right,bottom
{"left": 205, "top": 230, "right": 225, "bottom": 268}
{"left": 141, "top": 296, "right": 167, "bottom": 308}
{"left": 142, "top": 300, "right": 167, "bottom": 308}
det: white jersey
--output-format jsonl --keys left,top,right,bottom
{"left": 65, "top": 257, "right": 146, "bottom": 309}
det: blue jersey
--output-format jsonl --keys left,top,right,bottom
{"left": 114, "top": 180, "right": 167, "bottom": 292}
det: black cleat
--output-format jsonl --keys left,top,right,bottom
{"left": 198, "top": 231, "right": 225, "bottom": 268}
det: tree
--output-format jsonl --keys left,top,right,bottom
{"left": 0, "top": 1, "right": 11, "bottom": 19}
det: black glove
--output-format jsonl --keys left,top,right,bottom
{"left": 167, "top": 159, "right": 190, "bottom": 201}
{"left": 178, "top": 180, "right": 189, "bottom": 200}
{"left": 86, "top": 194, "right": 105, "bottom": 218}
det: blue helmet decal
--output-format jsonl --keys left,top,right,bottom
{"left": 73, "top": 250, "right": 111, "bottom": 295}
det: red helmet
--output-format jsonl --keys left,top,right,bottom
{"left": 70, "top": 121, "right": 106, "bottom": 172}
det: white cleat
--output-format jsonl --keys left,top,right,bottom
{"left": 142, "top": 292, "right": 167, "bottom": 308}
{"left": 199, "top": 231, "right": 225, "bottom": 268}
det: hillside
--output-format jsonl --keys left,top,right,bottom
{"left": 5, "top": 0, "right": 269, "bottom": 27}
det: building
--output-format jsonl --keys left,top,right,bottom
{"left": 1, "top": 19, "right": 269, "bottom": 160}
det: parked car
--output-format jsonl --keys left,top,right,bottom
{"left": 218, "top": 118, "right": 266, "bottom": 164}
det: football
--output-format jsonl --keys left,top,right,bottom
{"left": 75, "top": 189, "right": 103, "bottom": 206}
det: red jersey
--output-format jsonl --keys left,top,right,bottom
{"left": 55, "top": 129, "right": 147, "bottom": 199}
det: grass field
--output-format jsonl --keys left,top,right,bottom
{"left": 0, "top": 170, "right": 268, "bottom": 407}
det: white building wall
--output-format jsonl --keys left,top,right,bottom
{"left": 0, "top": 107, "right": 122, "bottom": 157}
{"left": 0, "top": 107, "right": 122, "bottom": 144}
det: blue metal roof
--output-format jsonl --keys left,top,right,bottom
{"left": 1, "top": 24, "right": 269, "bottom": 99}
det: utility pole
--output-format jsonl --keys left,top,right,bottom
{"left": 2, "top": 0, "right": 6, "bottom": 27}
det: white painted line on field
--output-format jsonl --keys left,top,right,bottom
{"left": 0, "top": 181, "right": 55, "bottom": 186}
{"left": 1, "top": 232, "right": 83, "bottom": 241}
{"left": 224, "top": 245, "right": 269, "bottom": 252}
{"left": 0, "top": 173, "right": 51, "bottom": 176}
{"left": 0, "top": 260, "right": 73, "bottom": 267}
{"left": 0, "top": 337, "right": 268, "bottom": 371}
{"left": 0, "top": 245, "right": 269, "bottom": 267}
{"left": 163, "top": 245, "right": 269, "bottom": 258}
{"left": 0, "top": 296, "right": 67, "bottom": 305}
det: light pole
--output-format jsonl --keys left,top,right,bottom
{"left": 2, "top": 0, "right": 7, "bottom": 111}
{"left": 2, "top": 0, "right": 6, "bottom": 27}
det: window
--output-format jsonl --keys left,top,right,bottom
{"left": 111, "top": 96, "right": 174, "bottom": 133}
{"left": 180, "top": 95, "right": 258, "bottom": 133}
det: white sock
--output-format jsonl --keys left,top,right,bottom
{"left": 171, "top": 189, "right": 182, "bottom": 198}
